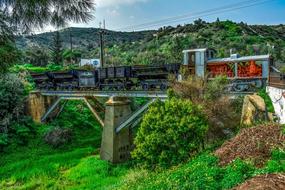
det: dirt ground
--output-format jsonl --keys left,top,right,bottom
{"left": 215, "top": 124, "right": 285, "bottom": 167}
{"left": 232, "top": 174, "right": 285, "bottom": 190}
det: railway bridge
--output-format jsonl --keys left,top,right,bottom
{"left": 26, "top": 90, "right": 167, "bottom": 163}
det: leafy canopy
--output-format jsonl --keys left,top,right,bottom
{"left": 0, "top": 0, "right": 95, "bottom": 32}
{"left": 132, "top": 98, "right": 208, "bottom": 168}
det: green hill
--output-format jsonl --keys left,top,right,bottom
{"left": 15, "top": 20, "right": 285, "bottom": 67}
{"left": 15, "top": 27, "right": 155, "bottom": 52}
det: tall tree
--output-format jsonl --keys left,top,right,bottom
{"left": 0, "top": 0, "right": 95, "bottom": 33}
{"left": 0, "top": 0, "right": 95, "bottom": 72}
{"left": 50, "top": 31, "right": 63, "bottom": 65}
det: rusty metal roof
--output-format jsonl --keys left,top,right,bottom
{"left": 207, "top": 55, "right": 270, "bottom": 63}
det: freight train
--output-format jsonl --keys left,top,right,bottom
{"left": 30, "top": 64, "right": 180, "bottom": 91}
{"left": 31, "top": 48, "right": 274, "bottom": 92}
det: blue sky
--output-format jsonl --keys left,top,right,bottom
{"left": 71, "top": 0, "right": 285, "bottom": 31}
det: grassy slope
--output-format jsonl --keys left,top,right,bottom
{"left": 0, "top": 101, "right": 283, "bottom": 190}
{"left": 0, "top": 101, "right": 128, "bottom": 190}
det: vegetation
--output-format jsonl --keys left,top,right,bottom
{"left": 258, "top": 88, "right": 275, "bottom": 113}
{"left": 0, "top": 74, "right": 26, "bottom": 149}
{"left": 132, "top": 98, "right": 208, "bottom": 169}
{"left": 0, "top": 2, "right": 284, "bottom": 188}
{"left": 50, "top": 31, "right": 63, "bottom": 65}
{"left": 15, "top": 20, "right": 285, "bottom": 69}
{"left": 0, "top": 40, "right": 21, "bottom": 73}
{"left": 119, "top": 149, "right": 285, "bottom": 190}
{"left": 0, "top": 0, "right": 94, "bottom": 32}
{"left": 0, "top": 101, "right": 130, "bottom": 189}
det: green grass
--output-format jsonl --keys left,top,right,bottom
{"left": 0, "top": 101, "right": 283, "bottom": 190}
{"left": 0, "top": 101, "right": 129, "bottom": 190}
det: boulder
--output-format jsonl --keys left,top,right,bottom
{"left": 44, "top": 128, "right": 72, "bottom": 148}
{"left": 240, "top": 94, "right": 271, "bottom": 126}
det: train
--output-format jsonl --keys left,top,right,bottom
{"left": 30, "top": 48, "right": 275, "bottom": 92}
{"left": 182, "top": 48, "right": 273, "bottom": 92}
{"left": 30, "top": 64, "right": 180, "bottom": 91}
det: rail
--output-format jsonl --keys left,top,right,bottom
{"left": 39, "top": 90, "right": 168, "bottom": 98}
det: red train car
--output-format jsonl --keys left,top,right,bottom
{"left": 182, "top": 48, "right": 272, "bottom": 92}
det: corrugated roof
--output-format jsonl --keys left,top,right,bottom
{"left": 182, "top": 48, "right": 208, "bottom": 53}
{"left": 207, "top": 55, "right": 270, "bottom": 63}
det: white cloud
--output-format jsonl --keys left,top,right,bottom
{"left": 95, "top": 0, "right": 148, "bottom": 8}
{"left": 106, "top": 8, "right": 121, "bottom": 16}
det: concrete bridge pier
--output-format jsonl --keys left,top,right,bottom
{"left": 100, "top": 96, "right": 132, "bottom": 163}
{"left": 26, "top": 91, "right": 59, "bottom": 123}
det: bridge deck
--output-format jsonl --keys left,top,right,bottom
{"left": 39, "top": 90, "right": 168, "bottom": 98}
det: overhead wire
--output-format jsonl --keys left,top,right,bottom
{"left": 115, "top": 0, "right": 277, "bottom": 31}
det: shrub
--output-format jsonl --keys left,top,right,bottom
{"left": 132, "top": 98, "right": 208, "bottom": 168}
{"left": 258, "top": 88, "right": 274, "bottom": 113}
{"left": 280, "top": 66, "right": 285, "bottom": 74}
{"left": 119, "top": 153, "right": 256, "bottom": 190}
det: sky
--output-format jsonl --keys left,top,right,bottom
{"left": 70, "top": 0, "right": 285, "bottom": 31}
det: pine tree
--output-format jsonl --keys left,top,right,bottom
{"left": 50, "top": 31, "right": 63, "bottom": 65}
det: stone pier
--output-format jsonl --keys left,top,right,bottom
{"left": 100, "top": 96, "right": 132, "bottom": 163}
{"left": 25, "top": 91, "right": 58, "bottom": 123}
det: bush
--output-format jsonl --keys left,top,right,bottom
{"left": 0, "top": 74, "right": 25, "bottom": 125}
{"left": 281, "top": 66, "right": 285, "bottom": 74}
{"left": 258, "top": 88, "right": 274, "bottom": 113}
{"left": 132, "top": 98, "right": 208, "bottom": 168}
{"left": 119, "top": 153, "right": 256, "bottom": 190}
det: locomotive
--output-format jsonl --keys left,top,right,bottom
{"left": 31, "top": 48, "right": 274, "bottom": 92}
{"left": 30, "top": 64, "right": 180, "bottom": 91}
{"left": 182, "top": 48, "right": 272, "bottom": 92}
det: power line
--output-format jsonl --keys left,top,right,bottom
{"left": 116, "top": 0, "right": 277, "bottom": 31}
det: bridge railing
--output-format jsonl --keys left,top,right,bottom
{"left": 269, "top": 72, "right": 285, "bottom": 89}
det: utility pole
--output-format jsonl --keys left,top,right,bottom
{"left": 99, "top": 20, "right": 105, "bottom": 68}
{"left": 69, "top": 28, "right": 74, "bottom": 65}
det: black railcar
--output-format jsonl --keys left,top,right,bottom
{"left": 30, "top": 63, "right": 180, "bottom": 91}
{"left": 47, "top": 71, "right": 78, "bottom": 90}
{"left": 73, "top": 70, "right": 98, "bottom": 89}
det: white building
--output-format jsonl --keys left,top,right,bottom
{"left": 80, "top": 59, "right": 101, "bottom": 68}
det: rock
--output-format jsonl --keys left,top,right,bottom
{"left": 232, "top": 174, "right": 285, "bottom": 190}
{"left": 44, "top": 128, "right": 72, "bottom": 148}
{"left": 248, "top": 94, "right": 266, "bottom": 112}
{"left": 240, "top": 94, "right": 269, "bottom": 126}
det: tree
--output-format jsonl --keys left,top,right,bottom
{"left": 0, "top": 39, "right": 21, "bottom": 73}
{"left": 132, "top": 98, "right": 208, "bottom": 169}
{"left": 50, "top": 31, "right": 63, "bottom": 65}
{"left": 0, "top": 74, "right": 25, "bottom": 129}
{"left": 0, "top": 0, "right": 94, "bottom": 33}
{"left": 0, "top": 0, "right": 95, "bottom": 72}
{"left": 24, "top": 46, "right": 49, "bottom": 66}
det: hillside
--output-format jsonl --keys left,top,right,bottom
{"left": 16, "top": 20, "right": 285, "bottom": 68}
{"left": 16, "top": 27, "right": 155, "bottom": 51}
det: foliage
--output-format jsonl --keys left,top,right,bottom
{"left": 0, "top": 101, "right": 129, "bottom": 189}
{"left": 280, "top": 66, "right": 285, "bottom": 73}
{"left": 258, "top": 88, "right": 275, "bottom": 113}
{"left": 10, "top": 63, "right": 64, "bottom": 73}
{"left": 0, "top": 74, "right": 25, "bottom": 125}
{"left": 132, "top": 98, "right": 208, "bottom": 169}
{"left": 24, "top": 46, "right": 50, "bottom": 66}
{"left": 50, "top": 31, "right": 63, "bottom": 65}
{"left": 0, "top": 39, "right": 21, "bottom": 73}
{"left": 0, "top": 0, "right": 94, "bottom": 32}
{"left": 63, "top": 49, "right": 82, "bottom": 65}
{"left": 172, "top": 76, "right": 241, "bottom": 141}
{"left": 119, "top": 153, "right": 256, "bottom": 190}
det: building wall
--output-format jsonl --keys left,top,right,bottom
{"left": 266, "top": 86, "right": 285, "bottom": 124}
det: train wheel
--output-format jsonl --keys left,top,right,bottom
{"left": 142, "top": 84, "right": 149, "bottom": 91}
{"left": 160, "top": 84, "right": 167, "bottom": 91}
{"left": 233, "top": 84, "right": 249, "bottom": 92}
